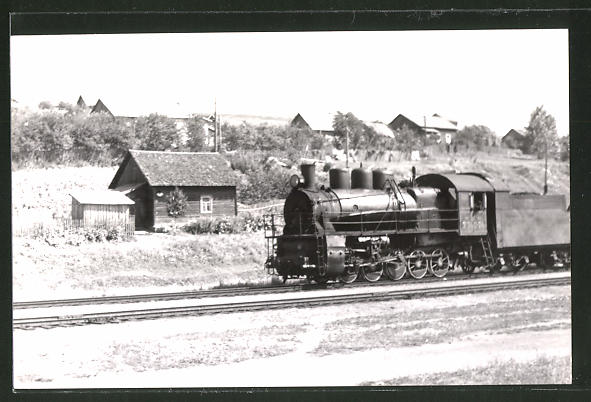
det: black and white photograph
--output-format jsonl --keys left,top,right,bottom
{"left": 10, "top": 25, "right": 572, "bottom": 388}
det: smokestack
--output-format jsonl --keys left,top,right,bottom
{"left": 301, "top": 163, "right": 317, "bottom": 189}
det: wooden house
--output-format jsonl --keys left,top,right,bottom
{"left": 70, "top": 190, "right": 135, "bottom": 227}
{"left": 90, "top": 98, "right": 114, "bottom": 118}
{"left": 388, "top": 113, "right": 458, "bottom": 142}
{"left": 290, "top": 112, "right": 335, "bottom": 136}
{"left": 502, "top": 129, "right": 526, "bottom": 150}
{"left": 109, "top": 150, "right": 238, "bottom": 229}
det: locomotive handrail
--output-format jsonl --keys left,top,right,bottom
{"left": 263, "top": 208, "right": 460, "bottom": 238}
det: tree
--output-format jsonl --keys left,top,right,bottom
{"left": 523, "top": 106, "right": 558, "bottom": 158}
{"left": 558, "top": 134, "right": 569, "bottom": 162}
{"left": 332, "top": 111, "right": 376, "bottom": 149}
{"left": 166, "top": 187, "right": 188, "bottom": 218}
{"left": 135, "top": 113, "right": 180, "bottom": 151}
{"left": 12, "top": 110, "right": 73, "bottom": 162}
{"left": 38, "top": 101, "right": 52, "bottom": 110}
{"left": 395, "top": 124, "right": 421, "bottom": 157}
{"left": 186, "top": 115, "right": 208, "bottom": 152}
{"left": 455, "top": 125, "right": 496, "bottom": 151}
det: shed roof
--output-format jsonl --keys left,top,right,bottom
{"left": 415, "top": 173, "right": 494, "bottom": 192}
{"left": 110, "top": 150, "right": 237, "bottom": 188}
{"left": 70, "top": 190, "right": 135, "bottom": 205}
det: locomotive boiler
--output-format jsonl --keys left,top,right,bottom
{"left": 264, "top": 163, "right": 570, "bottom": 284}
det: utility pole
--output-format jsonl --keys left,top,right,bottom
{"left": 544, "top": 134, "right": 548, "bottom": 195}
{"left": 345, "top": 126, "right": 349, "bottom": 169}
{"left": 218, "top": 112, "right": 222, "bottom": 152}
{"left": 214, "top": 98, "right": 218, "bottom": 152}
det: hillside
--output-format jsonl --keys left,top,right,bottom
{"left": 11, "top": 153, "right": 570, "bottom": 222}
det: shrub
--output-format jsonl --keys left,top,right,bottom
{"left": 166, "top": 187, "right": 188, "bottom": 218}
{"left": 182, "top": 214, "right": 266, "bottom": 235}
{"left": 34, "top": 224, "right": 128, "bottom": 246}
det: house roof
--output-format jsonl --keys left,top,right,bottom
{"left": 503, "top": 129, "right": 526, "bottom": 140}
{"left": 90, "top": 99, "right": 114, "bottom": 117}
{"left": 110, "top": 150, "right": 237, "bottom": 188}
{"left": 391, "top": 114, "right": 458, "bottom": 131}
{"left": 365, "top": 121, "right": 395, "bottom": 138}
{"left": 292, "top": 112, "right": 335, "bottom": 132}
{"left": 70, "top": 190, "right": 135, "bottom": 205}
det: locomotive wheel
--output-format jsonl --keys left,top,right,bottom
{"left": 384, "top": 250, "right": 406, "bottom": 281}
{"left": 407, "top": 250, "right": 428, "bottom": 279}
{"left": 339, "top": 264, "right": 359, "bottom": 284}
{"left": 339, "top": 271, "right": 358, "bottom": 284}
{"left": 361, "top": 264, "right": 383, "bottom": 282}
{"left": 512, "top": 256, "right": 529, "bottom": 272}
{"left": 312, "top": 276, "right": 329, "bottom": 285}
{"left": 460, "top": 257, "right": 476, "bottom": 274}
{"left": 428, "top": 249, "right": 450, "bottom": 278}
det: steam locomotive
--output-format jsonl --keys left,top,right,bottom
{"left": 264, "top": 163, "right": 570, "bottom": 283}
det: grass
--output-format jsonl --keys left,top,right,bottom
{"left": 361, "top": 355, "right": 572, "bottom": 385}
{"left": 12, "top": 232, "right": 269, "bottom": 299}
{"left": 314, "top": 292, "right": 571, "bottom": 355}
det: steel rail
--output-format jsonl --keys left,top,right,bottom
{"left": 13, "top": 267, "right": 566, "bottom": 310}
{"left": 13, "top": 275, "right": 570, "bottom": 330}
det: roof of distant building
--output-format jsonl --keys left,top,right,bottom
{"left": 70, "top": 190, "right": 135, "bottom": 205}
{"left": 291, "top": 112, "right": 335, "bottom": 132}
{"left": 390, "top": 113, "right": 458, "bottom": 131}
{"left": 110, "top": 150, "right": 237, "bottom": 188}
{"left": 365, "top": 121, "right": 395, "bottom": 138}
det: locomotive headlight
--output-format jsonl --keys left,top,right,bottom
{"left": 289, "top": 175, "right": 301, "bottom": 188}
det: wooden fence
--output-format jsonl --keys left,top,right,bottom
{"left": 12, "top": 216, "right": 135, "bottom": 238}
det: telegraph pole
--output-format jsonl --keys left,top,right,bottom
{"left": 345, "top": 126, "right": 349, "bottom": 168}
{"left": 544, "top": 135, "right": 548, "bottom": 195}
{"left": 214, "top": 98, "right": 218, "bottom": 152}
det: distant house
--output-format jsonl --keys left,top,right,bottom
{"left": 70, "top": 190, "right": 135, "bottom": 228}
{"left": 76, "top": 96, "right": 88, "bottom": 110}
{"left": 502, "top": 129, "right": 526, "bottom": 150}
{"left": 388, "top": 113, "right": 458, "bottom": 142}
{"left": 109, "top": 150, "right": 237, "bottom": 229}
{"left": 290, "top": 113, "right": 335, "bottom": 136}
{"left": 90, "top": 98, "right": 114, "bottom": 118}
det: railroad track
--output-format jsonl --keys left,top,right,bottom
{"left": 13, "top": 266, "right": 563, "bottom": 310}
{"left": 13, "top": 274, "right": 570, "bottom": 330}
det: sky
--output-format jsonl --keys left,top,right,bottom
{"left": 10, "top": 30, "right": 569, "bottom": 136}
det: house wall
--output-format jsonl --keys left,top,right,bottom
{"left": 71, "top": 199, "right": 83, "bottom": 220}
{"left": 126, "top": 183, "right": 154, "bottom": 229}
{"left": 502, "top": 131, "right": 525, "bottom": 149}
{"left": 152, "top": 186, "right": 237, "bottom": 226}
{"left": 290, "top": 114, "right": 310, "bottom": 130}
{"left": 80, "top": 204, "right": 131, "bottom": 226}
{"left": 116, "top": 157, "right": 147, "bottom": 187}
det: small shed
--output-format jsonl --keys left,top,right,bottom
{"left": 70, "top": 190, "right": 135, "bottom": 226}
{"left": 109, "top": 150, "right": 238, "bottom": 230}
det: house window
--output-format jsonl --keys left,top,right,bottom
{"left": 200, "top": 195, "right": 213, "bottom": 214}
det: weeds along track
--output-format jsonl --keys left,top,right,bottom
{"left": 13, "top": 266, "right": 564, "bottom": 310}
{"left": 13, "top": 274, "right": 570, "bottom": 330}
